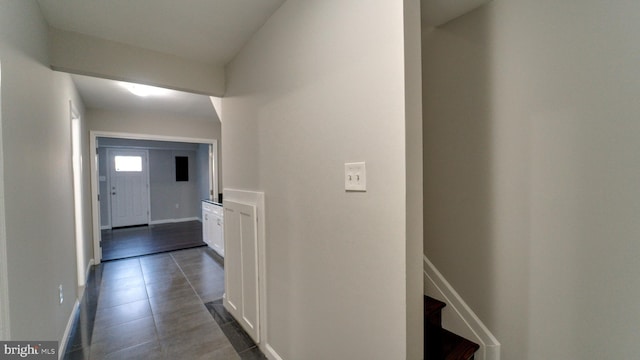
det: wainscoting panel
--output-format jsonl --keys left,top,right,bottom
{"left": 223, "top": 200, "right": 259, "bottom": 342}
{"left": 222, "top": 189, "right": 284, "bottom": 359}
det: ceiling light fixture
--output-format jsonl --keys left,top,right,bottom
{"left": 121, "top": 82, "right": 171, "bottom": 97}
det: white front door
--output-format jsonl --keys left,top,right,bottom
{"left": 108, "top": 149, "right": 149, "bottom": 228}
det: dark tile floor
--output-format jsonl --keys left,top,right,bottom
{"left": 101, "top": 221, "right": 206, "bottom": 261}
{"left": 63, "top": 247, "right": 265, "bottom": 359}
{"left": 205, "top": 299, "right": 266, "bottom": 359}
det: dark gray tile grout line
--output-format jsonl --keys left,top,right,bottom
{"left": 136, "top": 258, "right": 163, "bottom": 358}
{"left": 204, "top": 299, "right": 267, "bottom": 359}
{"left": 170, "top": 252, "right": 199, "bottom": 301}
{"left": 188, "top": 248, "right": 266, "bottom": 359}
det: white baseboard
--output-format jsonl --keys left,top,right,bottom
{"left": 60, "top": 259, "right": 95, "bottom": 358}
{"left": 149, "top": 217, "right": 199, "bottom": 225}
{"left": 261, "top": 343, "right": 284, "bottom": 360}
{"left": 85, "top": 259, "right": 95, "bottom": 281}
{"left": 423, "top": 255, "right": 500, "bottom": 360}
{"left": 59, "top": 299, "right": 80, "bottom": 359}
{"left": 73, "top": 259, "right": 95, "bottom": 307}
{"left": 0, "top": 195, "right": 9, "bottom": 340}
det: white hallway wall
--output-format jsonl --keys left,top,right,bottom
{"left": 87, "top": 108, "right": 221, "bottom": 142}
{"left": 423, "top": 0, "right": 640, "bottom": 358}
{"left": 0, "top": 0, "right": 89, "bottom": 341}
{"left": 223, "top": 0, "right": 422, "bottom": 358}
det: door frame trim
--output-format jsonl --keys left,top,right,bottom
{"left": 70, "top": 102, "right": 87, "bottom": 288}
{"left": 90, "top": 131, "right": 217, "bottom": 264}
{"left": 0, "top": 60, "right": 10, "bottom": 339}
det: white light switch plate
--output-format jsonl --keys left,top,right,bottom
{"left": 345, "top": 162, "right": 366, "bottom": 191}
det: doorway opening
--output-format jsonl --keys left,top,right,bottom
{"left": 90, "top": 132, "right": 218, "bottom": 263}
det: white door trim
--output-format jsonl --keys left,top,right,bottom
{"left": 0, "top": 60, "right": 11, "bottom": 339}
{"left": 209, "top": 140, "right": 219, "bottom": 201}
{"left": 90, "top": 130, "right": 217, "bottom": 264}
{"left": 70, "top": 102, "right": 86, "bottom": 288}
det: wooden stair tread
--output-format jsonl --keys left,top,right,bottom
{"left": 424, "top": 295, "right": 446, "bottom": 317}
{"left": 440, "top": 328, "right": 480, "bottom": 360}
{"left": 424, "top": 295, "right": 480, "bottom": 360}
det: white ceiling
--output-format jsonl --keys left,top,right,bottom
{"left": 71, "top": 74, "right": 218, "bottom": 118}
{"left": 37, "top": 0, "right": 285, "bottom": 117}
{"left": 36, "top": 0, "right": 285, "bottom": 65}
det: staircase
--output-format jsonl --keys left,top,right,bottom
{"left": 424, "top": 295, "right": 479, "bottom": 360}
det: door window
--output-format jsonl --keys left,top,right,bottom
{"left": 114, "top": 156, "right": 142, "bottom": 172}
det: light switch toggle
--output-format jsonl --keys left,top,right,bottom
{"left": 345, "top": 162, "right": 366, "bottom": 191}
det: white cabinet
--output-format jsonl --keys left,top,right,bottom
{"left": 212, "top": 206, "right": 224, "bottom": 257}
{"left": 202, "top": 201, "right": 224, "bottom": 257}
{"left": 202, "top": 204, "right": 213, "bottom": 247}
